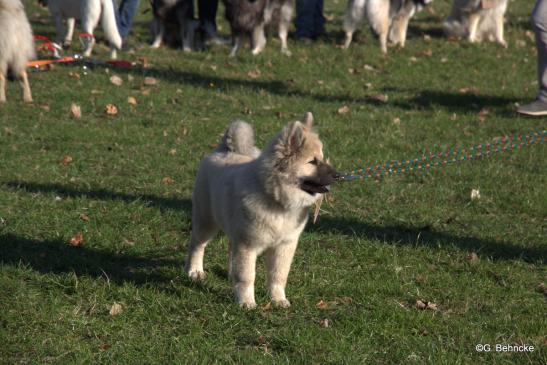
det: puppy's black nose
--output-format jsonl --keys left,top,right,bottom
{"left": 332, "top": 171, "right": 341, "bottom": 181}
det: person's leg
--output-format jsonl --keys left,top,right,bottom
{"left": 198, "top": 0, "right": 218, "bottom": 29}
{"left": 295, "top": 0, "right": 315, "bottom": 39}
{"left": 312, "top": 0, "right": 325, "bottom": 38}
{"left": 532, "top": 0, "right": 547, "bottom": 102}
{"left": 517, "top": 0, "right": 547, "bottom": 116}
{"left": 117, "top": 0, "right": 141, "bottom": 39}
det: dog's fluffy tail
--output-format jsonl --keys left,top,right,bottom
{"left": 217, "top": 120, "right": 260, "bottom": 158}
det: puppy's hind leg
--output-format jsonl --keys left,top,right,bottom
{"left": 0, "top": 69, "right": 6, "bottom": 103}
{"left": 467, "top": 13, "right": 481, "bottom": 43}
{"left": 278, "top": 2, "right": 293, "bottom": 56}
{"left": 367, "top": 0, "right": 390, "bottom": 54}
{"left": 151, "top": 17, "right": 164, "bottom": 48}
{"left": 64, "top": 18, "right": 76, "bottom": 47}
{"left": 251, "top": 24, "right": 267, "bottom": 55}
{"left": 494, "top": 13, "right": 507, "bottom": 47}
{"left": 230, "top": 245, "right": 258, "bottom": 309}
{"left": 343, "top": 0, "right": 367, "bottom": 49}
{"left": 229, "top": 34, "right": 244, "bottom": 57}
{"left": 265, "top": 241, "right": 298, "bottom": 308}
{"left": 18, "top": 70, "right": 32, "bottom": 103}
{"left": 185, "top": 219, "right": 218, "bottom": 281}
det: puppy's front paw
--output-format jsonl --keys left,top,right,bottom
{"left": 187, "top": 269, "right": 206, "bottom": 281}
{"left": 273, "top": 299, "right": 291, "bottom": 308}
{"left": 239, "top": 301, "right": 257, "bottom": 310}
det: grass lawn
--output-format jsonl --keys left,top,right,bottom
{"left": 1, "top": 0, "right": 545, "bottom": 363}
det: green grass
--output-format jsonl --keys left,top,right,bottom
{"left": 1, "top": 0, "right": 546, "bottom": 363}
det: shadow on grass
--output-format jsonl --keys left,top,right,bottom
{"left": 4, "top": 181, "right": 192, "bottom": 216}
{"left": 0, "top": 233, "right": 233, "bottom": 303}
{"left": 393, "top": 90, "right": 517, "bottom": 114}
{"left": 309, "top": 216, "right": 545, "bottom": 263}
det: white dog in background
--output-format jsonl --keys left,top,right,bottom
{"left": 45, "top": 0, "right": 122, "bottom": 58}
{"left": 0, "top": 0, "right": 35, "bottom": 102}
{"left": 443, "top": 0, "right": 508, "bottom": 47}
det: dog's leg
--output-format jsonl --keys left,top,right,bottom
{"left": 231, "top": 245, "right": 257, "bottom": 309}
{"left": 18, "top": 70, "right": 32, "bottom": 103}
{"left": 343, "top": 0, "right": 366, "bottom": 49}
{"left": 265, "top": 241, "right": 297, "bottom": 308}
{"left": 251, "top": 24, "right": 267, "bottom": 56}
{"left": 229, "top": 34, "right": 243, "bottom": 57}
{"left": 467, "top": 13, "right": 481, "bottom": 43}
{"left": 494, "top": 13, "right": 507, "bottom": 47}
{"left": 151, "top": 17, "right": 164, "bottom": 48}
{"left": 64, "top": 18, "right": 75, "bottom": 47}
{"left": 0, "top": 70, "right": 6, "bottom": 103}
{"left": 279, "top": 2, "right": 293, "bottom": 56}
{"left": 185, "top": 212, "right": 217, "bottom": 280}
{"left": 367, "top": 0, "right": 390, "bottom": 53}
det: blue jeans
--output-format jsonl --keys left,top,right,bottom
{"left": 295, "top": 0, "right": 325, "bottom": 39}
{"left": 532, "top": 0, "right": 547, "bottom": 102}
{"left": 115, "top": 0, "right": 141, "bottom": 39}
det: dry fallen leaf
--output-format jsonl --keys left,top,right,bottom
{"left": 416, "top": 299, "right": 437, "bottom": 310}
{"left": 247, "top": 69, "right": 261, "bottom": 79}
{"left": 110, "top": 75, "right": 123, "bottom": 86}
{"left": 162, "top": 176, "right": 174, "bottom": 184}
{"left": 60, "top": 155, "right": 73, "bottom": 166}
{"left": 261, "top": 302, "right": 272, "bottom": 311}
{"left": 169, "top": 148, "right": 177, "bottom": 156}
{"left": 468, "top": 252, "right": 479, "bottom": 263}
{"left": 478, "top": 108, "right": 490, "bottom": 122}
{"left": 109, "top": 302, "right": 123, "bottom": 316}
{"left": 393, "top": 117, "right": 401, "bottom": 125}
{"left": 337, "top": 105, "right": 350, "bottom": 114}
{"left": 470, "top": 189, "right": 481, "bottom": 201}
{"left": 105, "top": 104, "right": 118, "bottom": 115}
{"left": 313, "top": 195, "right": 323, "bottom": 224}
{"left": 536, "top": 282, "right": 547, "bottom": 296}
{"left": 39, "top": 104, "right": 50, "bottom": 112}
{"left": 143, "top": 76, "right": 157, "bottom": 86}
{"left": 70, "top": 103, "right": 81, "bottom": 118}
{"left": 69, "top": 233, "right": 84, "bottom": 247}
{"left": 316, "top": 300, "right": 329, "bottom": 310}
{"left": 80, "top": 214, "right": 90, "bottom": 222}
{"left": 372, "top": 94, "right": 389, "bottom": 103}
{"left": 127, "top": 96, "right": 137, "bottom": 105}
{"left": 319, "top": 318, "right": 330, "bottom": 328}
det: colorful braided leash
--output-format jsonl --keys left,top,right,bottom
{"left": 338, "top": 130, "right": 547, "bottom": 182}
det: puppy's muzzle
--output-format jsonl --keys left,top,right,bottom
{"left": 300, "top": 162, "right": 340, "bottom": 195}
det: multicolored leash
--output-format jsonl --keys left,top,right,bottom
{"left": 338, "top": 130, "right": 547, "bottom": 182}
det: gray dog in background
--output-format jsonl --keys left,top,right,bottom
{"left": 185, "top": 113, "right": 339, "bottom": 308}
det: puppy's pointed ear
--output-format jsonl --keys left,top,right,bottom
{"left": 285, "top": 121, "right": 306, "bottom": 154}
{"left": 301, "top": 112, "right": 313, "bottom": 130}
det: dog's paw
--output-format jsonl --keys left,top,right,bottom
{"left": 273, "top": 299, "right": 291, "bottom": 308}
{"left": 239, "top": 301, "right": 257, "bottom": 310}
{"left": 281, "top": 48, "right": 292, "bottom": 57}
{"left": 187, "top": 269, "right": 206, "bottom": 281}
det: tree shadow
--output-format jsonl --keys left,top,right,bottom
{"left": 309, "top": 216, "right": 545, "bottom": 263}
{"left": 4, "top": 180, "right": 192, "bottom": 216}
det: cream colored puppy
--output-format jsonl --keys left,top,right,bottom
{"left": 185, "top": 113, "right": 338, "bottom": 308}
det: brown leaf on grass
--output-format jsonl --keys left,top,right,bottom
{"left": 127, "top": 96, "right": 137, "bottom": 105}
{"left": 261, "top": 302, "right": 272, "bottom": 311}
{"left": 60, "top": 155, "right": 73, "bottom": 166}
{"left": 110, "top": 75, "right": 123, "bottom": 86}
{"left": 416, "top": 299, "right": 437, "bottom": 310}
{"left": 458, "top": 87, "right": 478, "bottom": 94}
{"left": 372, "top": 94, "right": 389, "bottom": 103}
{"left": 421, "top": 49, "right": 433, "bottom": 57}
{"left": 525, "top": 30, "right": 534, "bottom": 41}
{"left": 80, "top": 214, "right": 90, "bottom": 222}
{"left": 478, "top": 108, "right": 490, "bottom": 122}
{"left": 247, "top": 69, "right": 261, "bottom": 79}
{"left": 337, "top": 105, "right": 350, "bottom": 114}
{"left": 91, "top": 89, "right": 103, "bottom": 95}
{"left": 141, "top": 88, "right": 151, "bottom": 96}
{"left": 536, "top": 282, "right": 547, "bottom": 296}
{"left": 468, "top": 252, "right": 479, "bottom": 264}
{"left": 69, "top": 233, "right": 84, "bottom": 247}
{"left": 169, "top": 148, "right": 177, "bottom": 156}
{"left": 68, "top": 71, "right": 80, "bottom": 79}
{"left": 393, "top": 117, "right": 401, "bottom": 125}
{"left": 162, "top": 176, "right": 174, "bottom": 184}
{"left": 100, "top": 344, "right": 111, "bottom": 351}
{"left": 70, "top": 103, "right": 81, "bottom": 118}
{"left": 39, "top": 104, "right": 50, "bottom": 112}
{"left": 105, "top": 104, "right": 118, "bottom": 115}
{"left": 127, "top": 74, "right": 135, "bottom": 82}
{"left": 144, "top": 76, "right": 157, "bottom": 86}
{"left": 319, "top": 318, "right": 330, "bottom": 328}
{"left": 109, "top": 302, "right": 123, "bottom": 316}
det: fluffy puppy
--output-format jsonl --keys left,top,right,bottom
{"left": 0, "top": 0, "right": 35, "bottom": 102}
{"left": 343, "top": 0, "right": 433, "bottom": 53}
{"left": 150, "top": 0, "right": 199, "bottom": 51}
{"left": 222, "top": 0, "right": 294, "bottom": 56}
{"left": 443, "top": 0, "right": 508, "bottom": 47}
{"left": 185, "top": 113, "right": 339, "bottom": 308}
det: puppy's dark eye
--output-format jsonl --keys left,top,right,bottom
{"left": 308, "top": 158, "right": 318, "bottom": 165}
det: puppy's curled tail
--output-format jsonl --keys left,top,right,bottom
{"left": 217, "top": 120, "right": 260, "bottom": 158}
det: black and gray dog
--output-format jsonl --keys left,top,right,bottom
{"left": 343, "top": 0, "right": 433, "bottom": 53}
{"left": 150, "top": 0, "right": 197, "bottom": 51}
{"left": 222, "top": 0, "right": 294, "bottom": 56}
